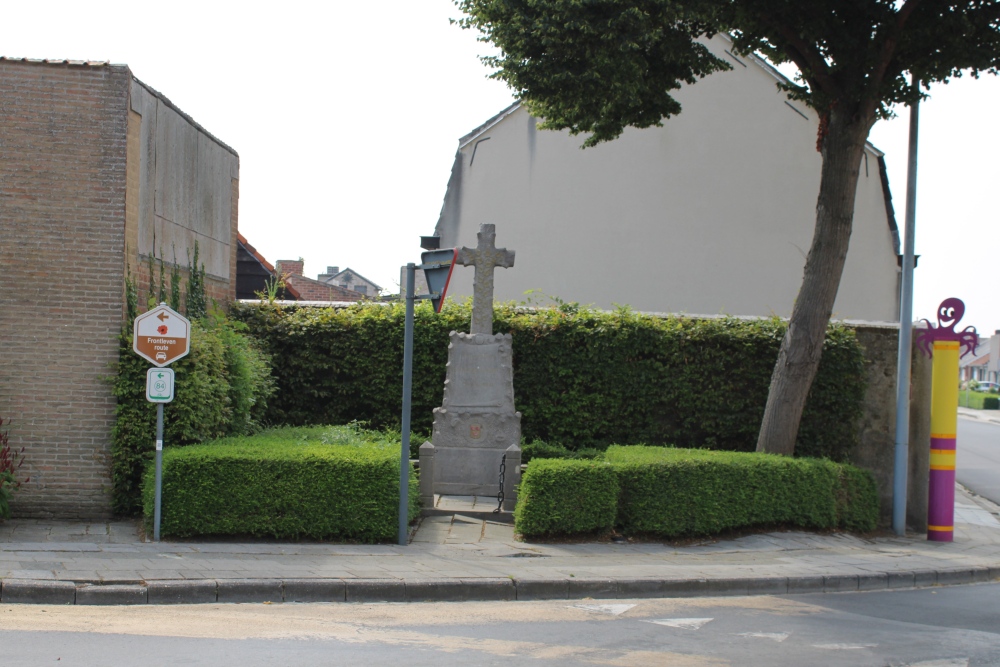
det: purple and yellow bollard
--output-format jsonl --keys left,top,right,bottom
{"left": 915, "top": 298, "right": 979, "bottom": 542}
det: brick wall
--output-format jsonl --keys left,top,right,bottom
{"left": 0, "top": 61, "right": 130, "bottom": 518}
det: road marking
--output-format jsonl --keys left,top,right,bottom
{"left": 737, "top": 632, "right": 788, "bottom": 642}
{"left": 570, "top": 603, "right": 636, "bottom": 616}
{"left": 906, "top": 659, "right": 969, "bottom": 667}
{"left": 812, "top": 643, "right": 877, "bottom": 650}
{"left": 645, "top": 618, "right": 714, "bottom": 630}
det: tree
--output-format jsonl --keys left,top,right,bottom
{"left": 455, "top": 0, "right": 1000, "bottom": 455}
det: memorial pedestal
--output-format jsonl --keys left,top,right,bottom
{"left": 430, "top": 331, "right": 521, "bottom": 496}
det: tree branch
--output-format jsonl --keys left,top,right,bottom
{"left": 865, "top": 0, "right": 924, "bottom": 105}
{"left": 759, "top": 19, "right": 842, "bottom": 98}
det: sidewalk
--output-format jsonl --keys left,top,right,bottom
{"left": 958, "top": 405, "right": 1000, "bottom": 425}
{"left": 2, "top": 485, "right": 999, "bottom": 605}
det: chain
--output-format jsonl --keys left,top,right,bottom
{"left": 494, "top": 454, "right": 506, "bottom": 513}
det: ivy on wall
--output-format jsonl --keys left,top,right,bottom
{"left": 231, "top": 301, "right": 866, "bottom": 461}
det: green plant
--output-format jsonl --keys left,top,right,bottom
{"left": 256, "top": 274, "right": 286, "bottom": 305}
{"left": 231, "top": 301, "right": 867, "bottom": 460}
{"left": 142, "top": 426, "right": 419, "bottom": 541}
{"left": 0, "top": 417, "right": 29, "bottom": 520}
{"left": 169, "top": 246, "right": 182, "bottom": 311}
{"left": 514, "top": 458, "right": 618, "bottom": 537}
{"left": 185, "top": 240, "right": 207, "bottom": 320}
{"left": 604, "top": 446, "right": 877, "bottom": 537}
{"left": 111, "top": 266, "right": 274, "bottom": 516}
{"left": 958, "top": 391, "right": 999, "bottom": 411}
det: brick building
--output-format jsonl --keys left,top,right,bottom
{"left": 0, "top": 58, "right": 239, "bottom": 518}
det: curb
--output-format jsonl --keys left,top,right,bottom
{"left": 2, "top": 567, "right": 999, "bottom": 605}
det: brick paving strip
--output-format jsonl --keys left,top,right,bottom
{"left": 2, "top": 484, "right": 999, "bottom": 605}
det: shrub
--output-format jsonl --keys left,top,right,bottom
{"left": 514, "top": 459, "right": 618, "bottom": 537}
{"left": 142, "top": 425, "right": 419, "bottom": 541}
{"left": 521, "top": 439, "right": 604, "bottom": 463}
{"left": 959, "top": 391, "right": 1000, "bottom": 410}
{"left": 112, "top": 315, "right": 275, "bottom": 516}
{"left": 0, "top": 417, "right": 28, "bottom": 520}
{"left": 231, "top": 301, "right": 866, "bottom": 460}
{"left": 605, "top": 446, "right": 878, "bottom": 537}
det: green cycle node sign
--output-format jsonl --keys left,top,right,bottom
{"left": 146, "top": 368, "right": 175, "bottom": 404}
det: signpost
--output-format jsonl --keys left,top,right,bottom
{"left": 397, "top": 250, "right": 457, "bottom": 545}
{"left": 133, "top": 304, "right": 190, "bottom": 542}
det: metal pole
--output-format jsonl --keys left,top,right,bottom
{"left": 154, "top": 402, "right": 164, "bottom": 542}
{"left": 399, "top": 263, "right": 416, "bottom": 546}
{"left": 892, "top": 74, "right": 920, "bottom": 536}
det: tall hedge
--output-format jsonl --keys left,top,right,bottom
{"left": 231, "top": 301, "right": 866, "bottom": 459}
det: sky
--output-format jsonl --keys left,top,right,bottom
{"left": 2, "top": 1, "right": 998, "bottom": 334}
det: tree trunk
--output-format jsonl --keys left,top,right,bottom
{"left": 756, "top": 109, "right": 876, "bottom": 456}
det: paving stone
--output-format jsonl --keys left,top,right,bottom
{"left": 971, "top": 566, "right": 992, "bottom": 583}
{"left": 705, "top": 578, "right": 749, "bottom": 596}
{"left": 824, "top": 574, "right": 859, "bottom": 592}
{"left": 887, "top": 571, "right": 915, "bottom": 589}
{"left": 217, "top": 579, "right": 283, "bottom": 603}
{"left": 616, "top": 579, "right": 677, "bottom": 599}
{"left": 2, "top": 579, "right": 76, "bottom": 604}
{"left": 567, "top": 578, "right": 617, "bottom": 599}
{"left": 746, "top": 577, "right": 788, "bottom": 595}
{"left": 345, "top": 579, "right": 406, "bottom": 602}
{"left": 858, "top": 573, "right": 888, "bottom": 591}
{"left": 76, "top": 584, "right": 147, "bottom": 605}
{"left": 936, "top": 568, "right": 973, "bottom": 586}
{"left": 514, "top": 579, "right": 570, "bottom": 600}
{"left": 786, "top": 575, "right": 825, "bottom": 594}
{"left": 147, "top": 580, "right": 217, "bottom": 604}
{"left": 461, "top": 578, "right": 515, "bottom": 601}
{"left": 283, "top": 578, "right": 346, "bottom": 602}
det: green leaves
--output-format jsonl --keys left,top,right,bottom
{"left": 515, "top": 446, "right": 879, "bottom": 538}
{"left": 456, "top": 0, "right": 730, "bottom": 146}
{"left": 141, "top": 426, "right": 418, "bottom": 541}
{"left": 231, "top": 301, "right": 866, "bottom": 460}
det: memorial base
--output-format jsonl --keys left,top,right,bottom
{"left": 431, "top": 408, "right": 520, "bottom": 496}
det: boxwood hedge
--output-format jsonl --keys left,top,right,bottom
{"left": 142, "top": 426, "right": 419, "bottom": 541}
{"left": 231, "top": 301, "right": 866, "bottom": 460}
{"left": 513, "top": 447, "right": 878, "bottom": 538}
{"left": 513, "top": 459, "right": 619, "bottom": 537}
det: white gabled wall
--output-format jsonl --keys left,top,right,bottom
{"left": 436, "top": 35, "right": 899, "bottom": 322}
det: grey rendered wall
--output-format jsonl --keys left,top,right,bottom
{"left": 130, "top": 80, "right": 239, "bottom": 289}
{"left": 852, "top": 325, "right": 931, "bottom": 531}
{"left": 436, "top": 34, "right": 900, "bottom": 323}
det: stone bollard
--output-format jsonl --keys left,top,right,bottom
{"left": 419, "top": 442, "right": 436, "bottom": 508}
{"left": 503, "top": 444, "right": 521, "bottom": 512}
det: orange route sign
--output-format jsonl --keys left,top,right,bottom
{"left": 133, "top": 304, "right": 191, "bottom": 367}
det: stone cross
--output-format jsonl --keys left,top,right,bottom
{"left": 458, "top": 224, "right": 515, "bottom": 335}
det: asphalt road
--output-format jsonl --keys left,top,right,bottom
{"left": 957, "top": 418, "right": 1000, "bottom": 505}
{"left": 4, "top": 585, "right": 1000, "bottom": 666}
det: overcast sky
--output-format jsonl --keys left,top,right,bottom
{"left": 3, "top": 1, "right": 998, "bottom": 335}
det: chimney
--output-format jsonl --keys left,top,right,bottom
{"left": 276, "top": 260, "right": 304, "bottom": 277}
{"left": 327, "top": 266, "right": 339, "bottom": 275}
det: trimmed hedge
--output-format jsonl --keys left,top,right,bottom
{"left": 513, "top": 447, "right": 878, "bottom": 538}
{"left": 142, "top": 426, "right": 419, "bottom": 541}
{"left": 959, "top": 391, "right": 1000, "bottom": 410}
{"left": 231, "top": 301, "right": 867, "bottom": 460}
{"left": 513, "top": 459, "right": 619, "bottom": 536}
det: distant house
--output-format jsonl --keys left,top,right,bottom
{"left": 273, "top": 260, "right": 366, "bottom": 303}
{"left": 316, "top": 266, "right": 382, "bottom": 297}
{"left": 236, "top": 233, "right": 301, "bottom": 300}
{"left": 431, "top": 33, "right": 901, "bottom": 323}
{"left": 961, "top": 335, "right": 1000, "bottom": 384}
